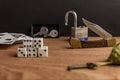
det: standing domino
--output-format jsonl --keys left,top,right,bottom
{"left": 32, "top": 38, "right": 43, "bottom": 48}
{"left": 17, "top": 37, "right": 48, "bottom": 58}
{"left": 23, "top": 37, "right": 33, "bottom": 48}
{"left": 17, "top": 47, "right": 27, "bottom": 57}
{"left": 38, "top": 46, "right": 48, "bottom": 57}
{"left": 27, "top": 48, "right": 37, "bottom": 57}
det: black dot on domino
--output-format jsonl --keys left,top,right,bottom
{"left": 33, "top": 49, "right": 35, "bottom": 52}
{"left": 40, "top": 54, "right": 42, "bottom": 56}
{"left": 37, "top": 42, "right": 39, "bottom": 45}
{"left": 34, "top": 40, "right": 36, "bottom": 42}
{"left": 34, "top": 45, "right": 36, "bottom": 47}
{"left": 21, "top": 52, "right": 23, "bottom": 54}
{"left": 18, "top": 49, "right": 21, "bottom": 52}
{"left": 24, "top": 40, "right": 26, "bottom": 42}
{"left": 33, "top": 54, "right": 36, "bottom": 56}
{"left": 44, "top": 49, "right": 46, "bottom": 52}
{"left": 39, "top": 45, "right": 41, "bottom": 47}
{"left": 23, "top": 54, "right": 25, "bottom": 56}
{"left": 39, "top": 40, "right": 41, "bottom": 42}
{"left": 29, "top": 49, "right": 31, "bottom": 52}
{"left": 29, "top": 54, "right": 31, "bottom": 56}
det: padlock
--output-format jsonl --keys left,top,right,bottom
{"left": 65, "top": 10, "right": 88, "bottom": 40}
{"left": 71, "top": 26, "right": 88, "bottom": 40}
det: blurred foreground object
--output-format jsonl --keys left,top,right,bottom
{"left": 67, "top": 43, "right": 120, "bottom": 71}
{"left": 95, "top": 42, "right": 120, "bottom": 67}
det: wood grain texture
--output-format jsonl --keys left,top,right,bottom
{"left": 0, "top": 37, "right": 120, "bottom": 80}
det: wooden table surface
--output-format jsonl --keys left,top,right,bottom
{"left": 0, "top": 37, "right": 120, "bottom": 80}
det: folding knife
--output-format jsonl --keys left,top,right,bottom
{"left": 69, "top": 18, "right": 116, "bottom": 48}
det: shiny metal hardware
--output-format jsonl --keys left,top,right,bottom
{"left": 65, "top": 10, "right": 88, "bottom": 40}
{"left": 65, "top": 10, "right": 77, "bottom": 27}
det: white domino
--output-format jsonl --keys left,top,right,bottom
{"left": 27, "top": 48, "right": 37, "bottom": 57}
{"left": 17, "top": 47, "right": 27, "bottom": 57}
{"left": 38, "top": 46, "right": 48, "bottom": 57}
{"left": 17, "top": 37, "right": 48, "bottom": 58}
{"left": 23, "top": 37, "right": 33, "bottom": 48}
{"left": 32, "top": 38, "right": 43, "bottom": 48}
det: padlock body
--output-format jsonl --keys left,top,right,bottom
{"left": 71, "top": 27, "right": 88, "bottom": 40}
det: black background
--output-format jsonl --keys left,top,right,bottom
{"left": 0, "top": 0, "right": 120, "bottom": 36}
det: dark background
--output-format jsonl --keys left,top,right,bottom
{"left": 0, "top": 0, "right": 120, "bottom": 36}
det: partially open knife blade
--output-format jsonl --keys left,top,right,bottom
{"left": 82, "top": 18, "right": 112, "bottom": 40}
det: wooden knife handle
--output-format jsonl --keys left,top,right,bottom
{"left": 81, "top": 40, "right": 107, "bottom": 48}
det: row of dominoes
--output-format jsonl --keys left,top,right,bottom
{"left": 17, "top": 37, "right": 48, "bottom": 57}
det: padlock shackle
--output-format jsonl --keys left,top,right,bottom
{"left": 65, "top": 10, "right": 77, "bottom": 27}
